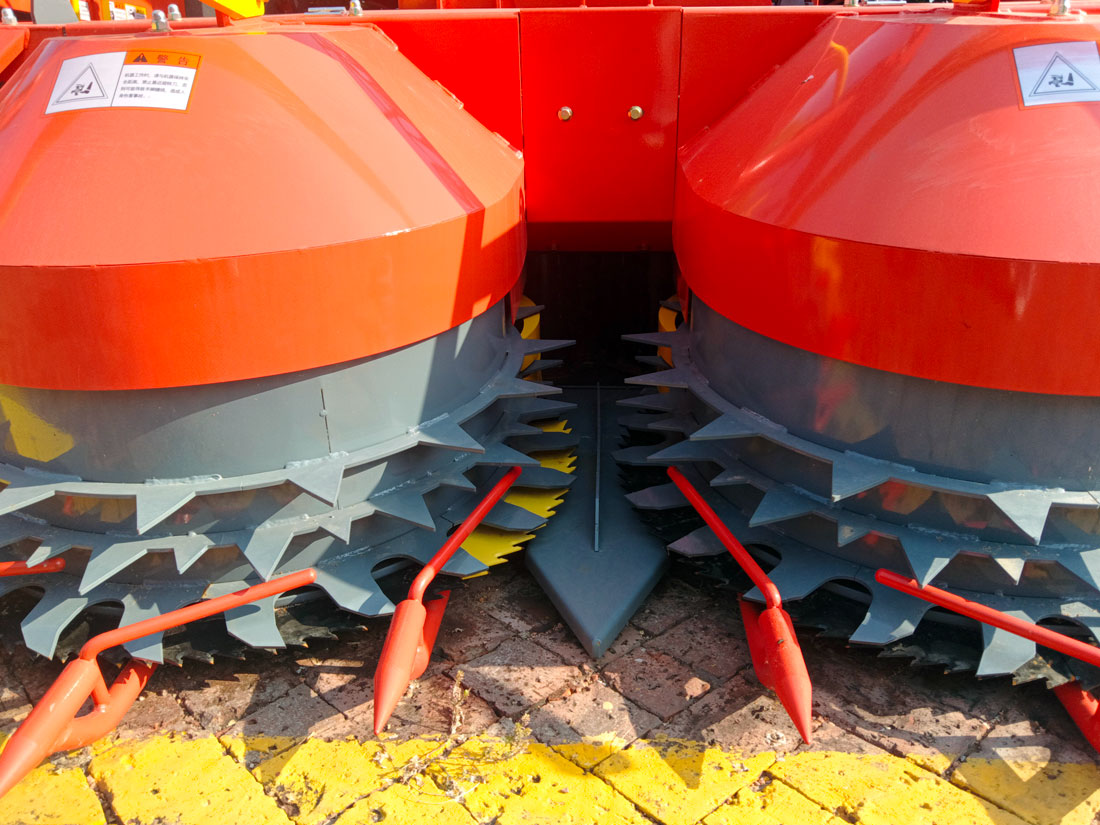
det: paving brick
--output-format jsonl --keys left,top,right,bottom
{"left": 648, "top": 603, "right": 750, "bottom": 680}
{"left": 526, "top": 678, "right": 659, "bottom": 747}
{"left": 804, "top": 637, "right": 993, "bottom": 771}
{"left": 301, "top": 655, "right": 374, "bottom": 717}
{"left": 391, "top": 673, "right": 499, "bottom": 736}
{"left": 479, "top": 569, "right": 562, "bottom": 634}
{"left": 603, "top": 648, "right": 710, "bottom": 721}
{"left": 949, "top": 701, "right": 1100, "bottom": 825}
{"left": 178, "top": 668, "right": 301, "bottom": 732}
{"left": 117, "top": 689, "right": 202, "bottom": 738}
{"left": 221, "top": 684, "right": 342, "bottom": 739}
{"left": 453, "top": 637, "right": 581, "bottom": 716}
{"left": 631, "top": 578, "right": 707, "bottom": 636}
{"left": 529, "top": 621, "right": 646, "bottom": 667}
{"left": 435, "top": 596, "right": 514, "bottom": 664}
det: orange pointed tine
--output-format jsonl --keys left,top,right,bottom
{"left": 1053, "top": 681, "right": 1100, "bottom": 753}
{"left": 756, "top": 605, "right": 814, "bottom": 743}
{"left": 0, "top": 657, "right": 106, "bottom": 799}
{"left": 0, "top": 568, "right": 317, "bottom": 801}
{"left": 738, "top": 597, "right": 771, "bottom": 687}
{"left": 667, "top": 466, "right": 813, "bottom": 742}
{"left": 413, "top": 591, "right": 451, "bottom": 680}
{"left": 374, "top": 468, "right": 522, "bottom": 735}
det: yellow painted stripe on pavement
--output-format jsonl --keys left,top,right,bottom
{"left": 1, "top": 735, "right": 1098, "bottom": 825}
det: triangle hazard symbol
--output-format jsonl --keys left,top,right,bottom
{"left": 1032, "top": 52, "right": 1099, "bottom": 96}
{"left": 54, "top": 65, "right": 108, "bottom": 104}
{"left": 133, "top": 53, "right": 148, "bottom": 63}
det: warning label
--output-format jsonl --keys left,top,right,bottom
{"left": 44, "top": 50, "right": 202, "bottom": 115}
{"left": 1014, "top": 41, "right": 1100, "bottom": 107}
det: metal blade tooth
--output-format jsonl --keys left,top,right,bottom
{"left": 618, "top": 412, "right": 666, "bottom": 431}
{"left": 514, "top": 303, "right": 545, "bottom": 321}
{"left": 518, "top": 338, "right": 573, "bottom": 356}
{"left": 416, "top": 421, "right": 485, "bottom": 454}
{"left": 614, "top": 444, "right": 664, "bottom": 466}
{"left": 1053, "top": 547, "right": 1100, "bottom": 593}
{"left": 435, "top": 471, "right": 477, "bottom": 492}
{"left": 710, "top": 469, "right": 751, "bottom": 488}
{"left": 618, "top": 392, "right": 685, "bottom": 412}
{"left": 748, "top": 487, "right": 819, "bottom": 528}
{"left": 506, "top": 396, "right": 576, "bottom": 421}
{"left": 440, "top": 546, "right": 487, "bottom": 577}
{"left": 0, "top": 484, "right": 57, "bottom": 517}
{"left": 836, "top": 521, "right": 872, "bottom": 547}
{"left": 119, "top": 587, "right": 202, "bottom": 663}
{"left": 660, "top": 296, "right": 682, "bottom": 312}
{"left": 520, "top": 359, "right": 563, "bottom": 378}
{"left": 624, "top": 367, "right": 693, "bottom": 390}
{"left": 314, "top": 561, "right": 394, "bottom": 617}
{"left": 690, "top": 412, "right": 766, "bottom": 442}
{"left": 371, "top": 492, "right": 436, "bottom": 530}
{"left": 505, "top": 422, "right": 544, "bottom": 437}
{"left": 476, "top": 443, "right": 541, "bottom": 468}
{"left": 21, "top": 588, "right": 91, "bottom": 659}
{"left": 635, "top": 355, "right": 669, "bottom": 369}
{"left": 744, "top": 560, "right": 833, "bottom": 603}
{"left": 626, "top": 483, "right": 688, "bottom": 511}
{"left": 317, "top": 511, "right": 354, "bottom": 544}
{"left": 512, "top": 466, "right": 575, "bottom": 489}
{"left": 830, "top": 454, "right": 895, "bottom": 502}
{"left": 174, "top": 534, "right": 214, "bottom": 573}
{"left": 647, "top": 413, "right": 697, "bottom": 435}
{"left": 492, "top": 376, "right": 562, "bottom": 399}
{"left": 668, "top": 525, "right": 724, "bottom": 557}
{"left": 134, "top": 486, "right": 196, "bottom": 535}
{"left": 507, "top": 431, "right": 579, "bottom": 453}
{"left": 848, "top": 586, "right": 931, "bottom": 645}
{"left": 480, "top": 501, "right": 546, "bottom": 532}
{"left": 621, "top": 330, "right": 685, "bottom": 348}
{"left": 25, "top": 531, "right": 75, "bottom": 566}
{"left": 224, "top": 595, "right": 286, "bottom": 649}
{"left": 285, "top": 459, "right": 345, "bottom": 507}
{"left": 898, "top": 532, "right": 959, "bottom": 586}
{"left": 78, "top": 538, "right": 151, "bottom": 595}
{"left": 231, "top": 526, "right": 297, "bottom": 582}
{"left": 647, "top": 440, "right": 721, "bottom": 464}
{"left": 977, "top": 622, "right": 1037, "bottom": 677}
{"left": 987, "top": 490, "right": 1058, "bottom": 546}
{"left": 993, "top": 557, "right": 1027, "bottom": 585}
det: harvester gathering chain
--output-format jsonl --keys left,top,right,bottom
{"left": 0, "top": 327, "right": 576, "bottom": 663}
{"left": 0, "top": 465, "right": 529, "bottom": 800}
{"left": 619, "top": 326, "right": 1100, "bottom": 679}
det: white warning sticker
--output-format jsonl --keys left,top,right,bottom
{"left": 1014, "top": 41, "right": 1100, "bottom": 107}
{"left": 45, "top": 50, "right": 201, "bottom": 115}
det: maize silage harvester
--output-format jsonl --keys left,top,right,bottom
{"left": 1, "top": 0, "right": 1100, "bottom": 793}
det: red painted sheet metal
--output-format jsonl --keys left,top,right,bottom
{"left": 367, "top": 12, "right": 523, "bottom": 148}
{"left": 678, "top": 6, "right": 835, "bottom": 144}
{"left": 0, "top": 24, "right": 524, "bottom": 390}
{"left": 0, "top": 28, "right": 27, "bottom": 80}
{"left": 520, "top": 7, "right": 680, "bottom": 250}
{"left": 675, "top": 12, "right": 1100, "bottom": 396}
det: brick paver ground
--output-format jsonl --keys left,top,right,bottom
{"left": 0, "top": 557, "right": 1097, "bottom": 824}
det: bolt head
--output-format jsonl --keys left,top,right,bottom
{"left": 557, "top": 106, "right": 573, "bottom": 122}
{"left": 628, "top": 105, "right": 644, "bottom": 120}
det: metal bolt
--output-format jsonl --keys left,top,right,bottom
{"left": 628, "top": 105, "right": 644, "bottom": 120}
{"left": 348, "top": 0, "right": 363, "bottom": 14}
{"left": 557, "top": 106, "right": 573, "bottom": 122}
{"left": 166, "top": 2, "right": 181, "bottom": 18}
{"left": 1049, "top": 0, "right": 1070, "bottom": 14}
{"left": 0, "top": 8, "right": 16, "bottom": 23}
{"left": 151, "top": 9, "right": 168, "bottom": 30}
